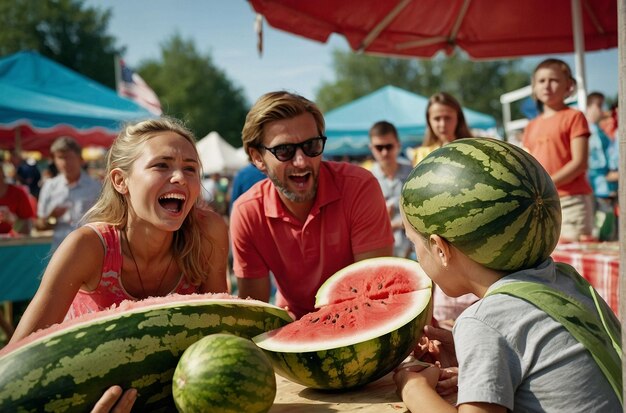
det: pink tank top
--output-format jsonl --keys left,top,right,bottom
{"left": 65, "top": 223, "right": 198, "bottom": 320}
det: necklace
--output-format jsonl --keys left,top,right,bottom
{"left": 124, "top": 229, "right": 174, "bottom": 299}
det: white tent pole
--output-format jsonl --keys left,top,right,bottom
{"left": 571, "top": 0, "right": 587, "bottom": 111}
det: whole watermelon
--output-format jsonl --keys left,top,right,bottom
{"left": 401, "top": 138, "right": 561, "bottom": 271}
{"left": 173, "top": 333, "right": 276, "bottom": 413}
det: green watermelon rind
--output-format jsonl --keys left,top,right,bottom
{"left": 253, "top": 258, "right": 433, "bottom": 390}
{"left": 315, "top": 256, "right": 432, "bottom": 307}
{"left": 0, "top": 295, "right": 292, "bottom": 412}
{"left": 173, "top": 333, "right": 277, "bottom": 413}
{"left": 401, "top": 138, "right": 561, "bottom": 271}
{"left": 256, "top": 297, "right": 431, "bottom": 390}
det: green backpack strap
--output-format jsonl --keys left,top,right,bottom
{"left": 486, "top": 265, "right": 623, "bottom": 405}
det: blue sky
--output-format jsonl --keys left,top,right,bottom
{"left": 86, "top": 0, "right": 618, "bottom": 108}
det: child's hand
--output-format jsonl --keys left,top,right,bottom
{"left": 420, "top": 325, "right": 458, "bottom": 368}
{"left": 393, "top": 363, "right": 440, "bottom": 400}
{"left": 436, "top": 366, "right": 458, "bottom": 396}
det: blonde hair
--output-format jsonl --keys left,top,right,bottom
{"left": 422, "top": 92, "right": 472, "bottom": 147}
{"left": 82, "top": 117, "right": 216, "bottom": 286}
{"left": 241, "top": 91, "right": 325, "bottom": 159}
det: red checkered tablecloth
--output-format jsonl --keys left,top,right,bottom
{"left": 551, "top": 242, "right": 620, "bottom": 316}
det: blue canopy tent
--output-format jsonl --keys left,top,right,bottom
{"left": 0, "top": 51, "right": 154, "bottom": 154}
{"left": 324, "top": 85, "right": 497, "bottom": 157}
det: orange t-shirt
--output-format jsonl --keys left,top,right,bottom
{"left": 230, "top": 161, "right": 394, "bottom": 319}
{"left": 522, "top": 108, "right": 592, "bottom": 196}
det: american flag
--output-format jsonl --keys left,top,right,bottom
{"left": 116, "top": 58, "right": 163, "bottom": 115}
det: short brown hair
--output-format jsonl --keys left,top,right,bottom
{"left": 50, "top": 136, "right": 82, "bottom": 155}
{"left": 587, "top": 91, "right": 605, "bottom": 108}
{"left": 241, "top": 91, "right": 325, "bottom": 158}
{"left": 369, "top": 121, "right": 398, "bottom": 141}
{"left": 531, "top": 58, "right": 576, "bottom": 100}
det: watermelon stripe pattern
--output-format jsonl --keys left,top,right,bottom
{"left": 173, "top": 334, "right": 276, "bottom": 413}
{"left": 402, "top": 138, "right": 561, "bottom": 271}
{"left": 255, "top": 292, "right": 431, "bottom": 389}
{"left": 0, "top": 296, "right": 291, "bottom": 412}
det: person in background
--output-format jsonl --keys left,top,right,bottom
{"left": 230, "top": 91, "right": 394, "bottom": 319}
{"left": 0, "top": 161, "right": 35, "bottom": 236}
{"left": 409, "top": 94, "right": 479, "bottom": 326}
{"left": 586, "top": 92, "right": 618, "bottom": 241}
{"left": 35, "top": 137, "right": 102, "bottom": 252}
{"left": 368, "top": 120, "right": 413, "bottom": 258}
{"left": 11, "top": 151, "right": 42, "bottom": 199}
{"left": 10, "top": 117, "right": 230, "bottom": 411}
{"left": 229, "top": 163, "right": 266, "bottom": 212}
{"left": 522, "top": 58, "right": 593, "bottom": 242}
{"left": 411, "top": 92, "right": 473, "bottom": 166}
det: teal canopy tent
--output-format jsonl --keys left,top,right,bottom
{"left": 324, "top": 85, "right": 497, "bottom": 157}
{"left": 0, "top": 51, "right": 154, "bottom": 154}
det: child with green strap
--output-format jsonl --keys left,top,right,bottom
{"left": 394, "top": 138, "right": 621, "bottom": 413}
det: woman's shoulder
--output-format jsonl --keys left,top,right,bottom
{"left": 196, "top": 208, "right": 228, "bottom": 240}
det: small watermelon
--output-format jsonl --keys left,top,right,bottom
{"left": 402, "top": 138, "right": 561, "bottom": 271}
{"left": 253, "top": 257, "right": 432, "bottom": 389}
{"left": 173, "top": 333, "right": 276, "bottom": 413}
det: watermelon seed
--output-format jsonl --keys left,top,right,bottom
{"left": 354, "top": 305, "right": 359, "bottom": 310}
{"left": 365, "top": 303, "right": 371, "bottom": 307}
{"left": 311, "top": 317, "right": 320, "bottom": 323}
{"left": 378, "top": 283, "right": 383, "bottom": 290}
{"left": 332, "top": 319, "right": 336, "bottom": 323}
{"left": 350, "top": 287, "right": 358, "bottom": 293}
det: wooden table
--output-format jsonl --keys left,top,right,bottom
{"left": 270, "top": 373, "right": 408, "bottom": 412}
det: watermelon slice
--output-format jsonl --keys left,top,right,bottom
{"left": 253, "top": 257, "right": 432, "bottom": 390}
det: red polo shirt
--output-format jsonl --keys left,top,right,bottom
{"left": 231, "top": 161, "right": 394, "bottom": 318}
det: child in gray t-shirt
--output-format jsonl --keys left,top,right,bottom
{"left": 395, "top": 138, "right": 621, "bottom": 413}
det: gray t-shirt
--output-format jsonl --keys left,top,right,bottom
{"left": 453, "top": 258, "right": 620, "bottom": 412}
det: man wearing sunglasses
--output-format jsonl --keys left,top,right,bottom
{"left": 230, "top": 91, "right": 394, "bottom": 319}
{"left": 368, "top": 121, "right": 414, "bottom": 259}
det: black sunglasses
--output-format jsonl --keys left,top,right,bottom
{"left": 259, "top": 136, "right": 327, "bottom": 162}
{"left": 373, "top": 143, "right": 396, "bottom": 152}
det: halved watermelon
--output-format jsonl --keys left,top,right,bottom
{"left": 253, "top": 257, "right": 432, "bottom": 389}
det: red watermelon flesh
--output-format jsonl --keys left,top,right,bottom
{"left": 315, "top": 256, "right": 431, "bottom": 307}
{"left": 253, "top": 258, "right": 432, "bottom": 389}
{"left": 258, "top": 290, "right": 430, "bottom": 352}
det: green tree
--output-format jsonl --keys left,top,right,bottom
{"left": 138, "top": 34, "right": 248, "bottom": 147}
{"left": 315, "top": 50, "right": 530, "bottom": 125}
{"left": 0, "top": 0, "right": 122, "bottom": 88}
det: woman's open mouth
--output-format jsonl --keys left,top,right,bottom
{"left": 158, "top": 192, "right": 186, "bottom": 213}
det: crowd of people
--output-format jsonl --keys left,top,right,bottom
{"left": 0, "top": 57, "right": 621, "bottom": 412}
